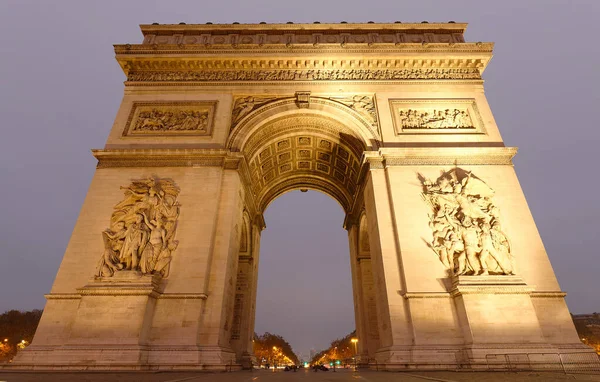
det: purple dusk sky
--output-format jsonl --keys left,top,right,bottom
{"left": 0, "top": 0, "right": 598, "bottom": 358}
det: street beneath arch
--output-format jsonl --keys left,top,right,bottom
{"left": 1, "top": 369, "right": 600, "bottom": 382}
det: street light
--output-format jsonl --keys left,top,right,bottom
{"left": 351, "top": 338, "right": 358, "bottom": 371}
{"left": 272, "top": 346, "right": 278, "bottom": 370}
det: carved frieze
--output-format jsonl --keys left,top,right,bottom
{"left": 390, "top": 99, "right": 484, "bottom": 134}
{"left": 127, "top": 68, "right": 481, "bottom": 83}
{"left": 96, "top": 177, "right": 180, "bottom": 279}
{"left": 398, "top": 108, "right": 473, "bottom": 129}
{"left": 123, "top": 102, "right": 217, "bottom": 137}
{"left": 231, "top": 96, "right": 281, "bottom": 126}
{"left": 329, "top": 95, "right": 378, "bottom": 126}
{"left": 420, "top": 168, "right": 514, "bottom": 276}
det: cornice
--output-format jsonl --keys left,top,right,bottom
{"left": 362, "top": 147, "right": 518, "bottom": 167}
{"left": 530, "top": 291, "right": 567, "bottom": 298}
{"left": 115, "top": 43, "right": 492, "bottom": 55}
{"left": 116, "top": 48, "right": 492, "bottom": 83}
{"left": 139, "top": 22, "right": 469, "bottom": 34}
{"left": 119, "top": 55, "right": 487, "bottom": 69}
{"left": 92, "top": 148, "right": 234, "bottom": 168}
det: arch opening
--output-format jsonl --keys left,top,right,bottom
{"left": 254, "top": 190, "right": 356, "bottom": 361}
{"left": 235, "top": 108, "right": 371, "bottom": 215}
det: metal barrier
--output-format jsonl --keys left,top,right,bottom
{"left": 485, "top": 352, "right": 600, "bottom": 374}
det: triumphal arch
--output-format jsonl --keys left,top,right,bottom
{"left": 15, "top": 22, "right": 598, "bottom": 371}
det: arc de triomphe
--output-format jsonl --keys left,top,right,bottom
{"left": 14, "top": 22, "right": 598, "bottom": 371}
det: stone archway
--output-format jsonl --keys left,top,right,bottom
{"left": 222, "top": 97, "right": 383, "bottom": 363}
{"left": 13, "top": 22, "right": 598, "bottom": 372}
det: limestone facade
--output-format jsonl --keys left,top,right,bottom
{"left": 11, "top": 22, "right": 598, "bottom": 371}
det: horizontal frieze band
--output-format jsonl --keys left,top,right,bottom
{"left": 126, "top": 68, "right": 482, "bottom": 82}
{"left": 363, "top": 147, "right": 518, "bottom": 167}
{"left": 94, "top": 147, "right": 517, "bottom": 168}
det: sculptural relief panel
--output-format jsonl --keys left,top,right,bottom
{"left": 420, "top": 168, "right": 514, "bottom": 276}
{"left": 122, "top": 102, "right": 217, "bottom": 137}
{"left": 127, "top": 68, "right": 481, "bottom": 83}
{"left": 95, "top": 176, "right": 180, "bottom": 278}
{"left": 390, "top": 99, "right": 485, "bottom": 135}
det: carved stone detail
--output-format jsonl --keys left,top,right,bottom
{"left": 127, "top": 68, "right": 481, "bottom": 82}
{"left": 96, "top": 177, "right": 180, "bottom": 278}
{"left": 123, "top": 102, "right": 217, "bottom": 137}
{"left": 231, "top": 96, "right": 280, "bottom": 126}
{"left": 295, "top": 91, "right": 311, "bottom": 108}
{"left": 390, "top": 99, "right": 484, "bottom": 134}
{"left": 398, "top": 108, "right": 473, "bottom": 129}
{"left": 329, "top": 95, "right": 378, "bottom": 126}
{"left": 420, "top": 168, "right": 514, "bottom": 276}
{"left": 137, "top": 23, "right": 469, "bottom": 48}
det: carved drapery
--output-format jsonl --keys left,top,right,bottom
{"left": 421, "top": 168, "right": 514, "bottom": 276}
{"left": 96, "top": 177, "right": 181, "bottom": 278}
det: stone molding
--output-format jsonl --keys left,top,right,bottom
{"left": 230, "top": 94, "right": 378, "bottom": 134}
{"left": 450, "top": 275, "right": 535, "bottom": 296}
{"left": 117, "top": 43, "right": 491, "bottom": 54}
{"left": 44, "top": 293, "right": 81, "bottom": 300}
{"left": 229, "top": 97, "right": 379, "bottom": 149}
{"left": 401, "top": 292, "right": 452, "bottom": 299}
{"left": 135, "top": 22, "right": 471, "bottom": 48}
{"left": 45, "top": 292, "right": 209, "bottom": 300}
{"left": 92, "top": 148, "right": 235, "bottom": 168}
{"left": 156, "top": 293, "right": 208, "bottom": 299}
{"left": 530, "top": 291, "right": 568, "bottom": 298}
{"left": 362, "top": 147, "right": 517, "bottom": 168}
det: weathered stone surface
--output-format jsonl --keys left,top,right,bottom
{"left": 9, "top": 22, "right": 597, "bottom": 372}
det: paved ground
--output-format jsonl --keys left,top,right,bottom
{"left": 1, "top": 369, "right": 600, "bottom": 382}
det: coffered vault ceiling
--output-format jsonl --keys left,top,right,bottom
{"left": 243, "top": 114, "right": 365, "bottom": 212}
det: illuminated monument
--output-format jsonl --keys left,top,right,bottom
{"left": 14, "top": 22, "right": 599, "bottom": 370}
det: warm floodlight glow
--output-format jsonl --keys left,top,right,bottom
{"left": 351, "top": 338, "right": 358, "bottom": 343}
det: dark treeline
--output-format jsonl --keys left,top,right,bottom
{"left": 0, "top": 309, "right": 43, "bottom": 362}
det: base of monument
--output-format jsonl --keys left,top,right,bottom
{"left": 370, "top": 344, "right": 600, "bottom": 371}
{"left": 8, "top": 344, "right": 240, "bottom": 371}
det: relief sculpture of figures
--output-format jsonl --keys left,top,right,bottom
{"left": 330, "top": 95, "right": 378, "bottom": 125}
{"left": 133, "top": 109, "right": 209, "bottom": 132}
{"left": 95, "top": 176, "right": 181, "bottom": 278}
{"left": 231, "top": 96, "right": 279, "bottom": 126}
{"left": 399, "top": 108, "right": 474, "bottom": 129}
{"left": 420, "top": 168, "right": 514, "bottom": 276}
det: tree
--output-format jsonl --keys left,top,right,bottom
{"left": 0, "top": 309, "right": 43, "bottom": 363}
{"left": 310, "top": 330, "right": 356, "bottom": 366}
{"left": 253, "top": 332, "right": 299, "bottom": 366}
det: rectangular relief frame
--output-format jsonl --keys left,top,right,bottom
{"left": 389, "top": 98, "right": 485, "bottom": 135}
{"left": 122, "top": 101, "right": 218, "bottom": 137}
